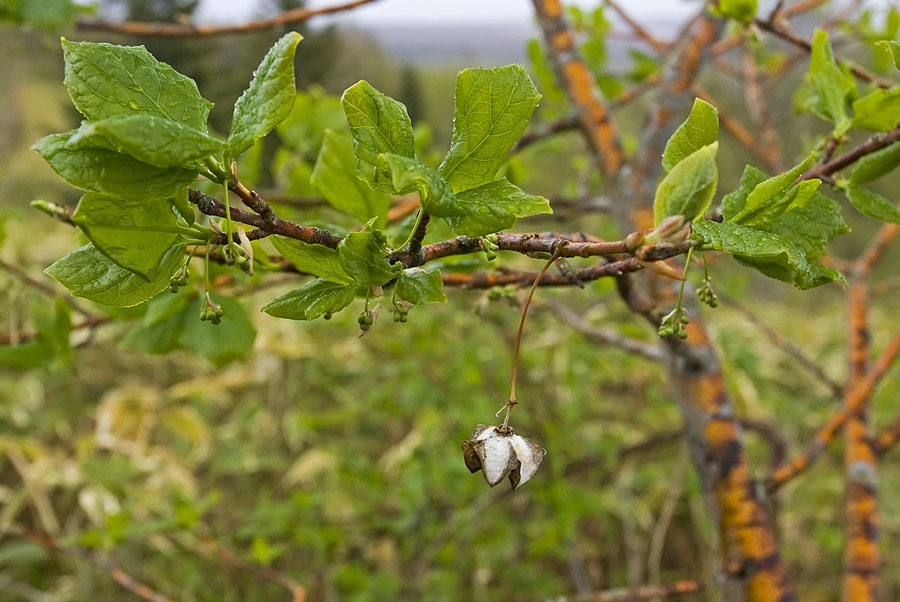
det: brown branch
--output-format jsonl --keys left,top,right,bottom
{"left": 855, "top": 223, "right": 900, "bottom": 275}
{"left": 189, "top": 189, "right": 342, "bottom": 248}
{"left": 441, "top": 257, "right": 651, "bottom": 289}
{"left": 691, "top": 83, "right": 781, "bottom": 170}
{"left": 76, "top": 0, "right": 378, "bottom": 37}
{"left": 741, "top": 45, "right": 783, "bottom": 171}
{"left": 532, "top": 0, "right": 625, "bottom": 176}
{"left": 0, "top": 316, "right": 111, "bottom": 346}
{"left": 545, "top": 302, "right": 664, "bottom": 361}
{"left": 545, "top": 578, "right": 704, "bottom": 602}
{"left": 872, "top": 415, "right": 900, "bottom": 457}
{"left": 799, "top": 124, "right": 900, "bottom": 182}
{"left": 604, "top": 0, "right": 669, "bottom": 54}
{"left": 754, "top": 18, "right": 893, "bottom": 89}
{"left": 512, "top": 112, "right": 581, "bottom": 153}
{"left": 3, "top": 526, "right": 178, "bottom": 602}
{"left": 766, "top": 322, "right": 900, "bottom": 493}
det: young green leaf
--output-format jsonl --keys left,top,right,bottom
{"left": 693, "top": 220, "right": 840, "bottom": 289}
{"left": 446, "top": 178, "right": 552, "bottom": 237}
{"left": 71, "top": 115, "right": 225, "bottom": 168}
{"left": 61, "top": 38, "right": 213, "bottom": 129}
{"left": 310, "top": 130, "right": 392, "bottom": 226}
{"left": 754, "top": 191, "right": 849, "bottom": 259}
{"left": 377, "top": 154, "right": 459, "bottom": 218}
{"left": 396, "top": 268, "right": 447, "bottom": 305}
{"left": 850, "top": 141, "right": 900, "bottom": 185}
{"left": 845, "top": 186, "right": 900, "bottom": 224}
{"left": 180, "top": 297, "right": 257, "bottom": 367}
{"left": 718, "top": 0, "right": 757, "bottom": 23}
{"left": 124, "top": 294, "right": 256, "bottom": 366}
{"left": 227, "top": 32, "right": 303, "bottom": 159}
{"left": 270, "top": 235, "right": 354, "bottom": 284}
{"left": 727, "top": 153, "right": 817, "bottom": 225}
{"left": 262, "top": 278, "right": 357, "bottom": 321}
{"left": 876, "top": 40, "right": 900, "bottom": 70}
{"left": 661, "top": 98, "right": 719, "bottom": 173}
{"left": 72, "top": 193, "right": 181, "bottom": 279}
{"left": 653, "top": 142, "right": 718, "bottom": 225}
{"left": 806, "top": 29, "right": 856, "bottom": 134}
{"left": 438, "top": 65, "right": 541, "bottom": 193}
{"left": 851, "top": 86, "right": 900, "bottom": 132}
{"left": 33, "top": 131, "right": 198, "bottom": 201}
{"left": 45, "top": 242, "right": 186, "bottom": 307}
{"left": 338, "top": 231, "right": 395, "bottom": 286}
{"left": 721, "top": 164, "right": 768, "bottom": 221}
{"left": 341, "top": 80, "right": 416, "bottom": 194}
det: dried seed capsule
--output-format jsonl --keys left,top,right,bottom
{"left": 460, "top": 424, "right": 547, "bottom": 490}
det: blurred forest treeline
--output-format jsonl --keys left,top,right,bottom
{"left": 2, "top": 1, "right": 900, "bottom": 601}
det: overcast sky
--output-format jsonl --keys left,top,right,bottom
{"left": 195, "top": 0, "right": 702, "bottom": 25}
{"left": 193, "top": 0, "right": 892, "bottom": 26}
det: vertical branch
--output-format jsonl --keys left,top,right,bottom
{"left": 530, "top": 3, "right": 795, "bottom": 600}
{"left": 531, "top": 0, "right": 625, "bottom": 177}
{"left": 843, "top": 278, "right": 879, "bottom": 602}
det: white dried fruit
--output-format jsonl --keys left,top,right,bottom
{"left": 460, "top": 424, "right": 546, "bottom": 490}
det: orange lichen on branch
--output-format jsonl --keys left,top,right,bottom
{"left": 531, "top": 0, "right": 625, "bottom": 176}
{"left": 672, "top": 324, "right": 793, "bottom": 602}
{"left": 843, "top": 279, "right": 879, "bottom": 602}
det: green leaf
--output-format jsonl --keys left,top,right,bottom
{"left": 72, "top": 193, "right": 181, "bottom": 278}
{"left": 850, "top": 141, "right": 900, "bottom": 185}
{"left": 806, "top": 29, "right": 856, "bottom": 134}
{"left": 227, "top": 32, "right": 303, "bottom": 159}
{"left": 337, "top": 231, "right": 395, "bottom": 286}
{"left": 721, "top": 164, "right": 768, "bottom": 221}
{"left": 653, "top": 142, "right": 718, "bottom": 224}
{"left": 180, "top": 297, "right": 256, "bottom": 367}
{"left": 845, "top": 186, "right": 900, "bottom": 224}
{"left": 270, "top": 235, "right": 353, "bottom": 284}
{"left": 876, "top": 40, "right": 900, "bottom": 70}
{"left": 376, "top": 154, "right": 459, "bottom": 218}
{"left": 661, "top": 98, "right": 719, "bottom": 173}
{"left": 754, "top": 191, "right": 849, "bottom": 258}
{"left": 70, "top": 115, "right": 225, "bottom": 168}
{"left": 310, "top": 130, "right": 391, "bottom": 226}
{"left": 33, "top": 131, "right": 198, "bottom": 201}
{"left": 61, "top": 38, "right": 213, "bottom": 129}
{"left": 851, "top": 86, "right": 900, "bottom": 132}
{"left": 123, "top": 294, "right": 256, "bottom": 366}
{"left": 172, "top": 187, "right": 194, "bottom": 223}
{"left": 45, "top": 242, "right": 185, "bottom": 307}
{"left": 121, "top": 292, "right": 189, "bottom": 354}
{"left": 693, "top": 220, "right": 842, "bottom": 289}
{"left": 262, "top": 278, "right": 357, "bottom": 321}
{"left": 396, "top": 268, "right": 447, "bottom": 305}
{"left": 341, "top": 80, "right": 416, "bottom": 194}
{"left": 0, "top": 300, "right": 72, "bottom": 370}
{"left": 718, "top": 0, "right": 757, "bottom": 23}
{"left": 20, "top": 0, "right": 78, "bottom": 29}
{"left": 438, "top": 65, "right": 541, "bottom": 193}
{"left": 445, "top": 178, "right": 552, "bottom": 237}
{"left": 727, "top": 153, "right": 817, "bottom": 225}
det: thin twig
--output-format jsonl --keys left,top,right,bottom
{"left": 76, "top": 0, "right": 379, "bottom": 36}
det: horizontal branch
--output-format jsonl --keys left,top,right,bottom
{"left": 799, "top": 124, "right": 900, "bottom": 183}
{"left": 754, "top": 18, "right": 892, "bottom": 89}
{"left": 544, "top": 578, "right": 703, "bottom": 602}
{"left": 441, "top": 257, "right": 653, "bottom": 289}
{"left": 76, "top": 0, "right": 378, "bottom": 36}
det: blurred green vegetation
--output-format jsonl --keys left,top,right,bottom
{"left": 2, "top": 2, "right": 900, "bottom": 602}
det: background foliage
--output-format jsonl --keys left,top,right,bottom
{"left": 2, "top": 1, "right": 900, "bottom": 601}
